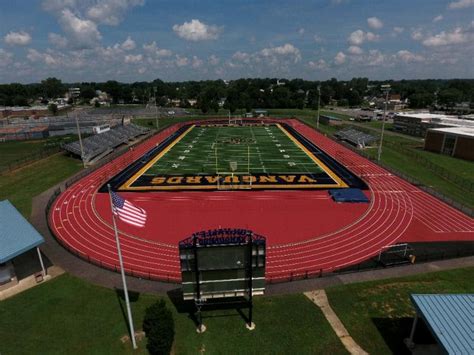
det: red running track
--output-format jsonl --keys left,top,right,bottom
{"left": 49, "top": 119, "right": 474, "bottom": 282}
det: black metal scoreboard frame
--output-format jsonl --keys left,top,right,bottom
{"left": 179, "top": 229, "right": 266, "bottom": 329}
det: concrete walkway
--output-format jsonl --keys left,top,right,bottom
{"left": 305, "top": 290, "right": 368, "bottom": 355}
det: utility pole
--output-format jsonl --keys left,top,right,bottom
{"left": 316, "top": 84, "right": 321, "bottom": 130}
{"left": 74, "top": 110, "right": 86, "bottom": 168}
{"left": 377, "top": 84, "right": 391, "bottom": 162}
{"left": 154, "top": 86, "right": 159, "bottom": 131}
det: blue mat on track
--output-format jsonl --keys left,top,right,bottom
{"left": 329, "top": 188, "right": 369, "bottom": 203}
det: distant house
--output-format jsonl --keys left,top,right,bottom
{"left": 253, "top": 109, "right": 268, "bottom": 117}
{"left": 320, "top": 115, "right": 343, "bottom": 126}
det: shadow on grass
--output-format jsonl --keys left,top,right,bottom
{"left": 167, "top": 288, "right": 251, "bottom": 328}
{"left": 372, "top": 317, "right": 437, "bottom": 355}
{"left": 115, "top": 288, "right": 141, "bottom": 335}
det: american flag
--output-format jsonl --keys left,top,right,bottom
{"left": 111, "top": 191, "right": 147, "bottom": 228}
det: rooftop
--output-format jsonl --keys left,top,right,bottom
{"left": 395, "top": 112, "right": 458, "bottom": 120}
{"left": 411, "top": 294, "right": 474, "bottom": 355}
{"left": 429, "top": 126, "right": 474, "bottom": 138}
{"left": 0, "top": 200, "right": 44, "bottom": 263}
{"left": 396, "top": 112, "right": 474, "bottom": 128}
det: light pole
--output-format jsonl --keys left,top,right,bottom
{"left": 153, "top": 86, "right": 159, "bottom": 131}
{"left": 74, "top": 111, "right": 86, "bottom": 168}
{"left": 316, "top": 84, "right": 321, "bottom": 130}
{"left": 377, "top": 84, "right": 391, "bottom": 162}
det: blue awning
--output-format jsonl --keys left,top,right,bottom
{"left": 0, "top": 200, "right": 44, "bottom": 263}
{"left": 411, "top": 294, "right": 474, "bottom": 354}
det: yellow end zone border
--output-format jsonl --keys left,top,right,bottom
{"left": 276, "top": 124, "right": 348, "bottom": 188}
{"left": 119, "top": 123, "right": 348, "bottom": 191}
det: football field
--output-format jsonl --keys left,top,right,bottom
{"left": 116, "top": 123, "right": 349, "bottom": 190}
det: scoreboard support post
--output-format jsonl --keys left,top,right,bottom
{"left": 179, "top": 229, "right": 266, "bottom": 332}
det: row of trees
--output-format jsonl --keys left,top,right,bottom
{"left": 1, "top": 77, "right": 473, "bottom": 111}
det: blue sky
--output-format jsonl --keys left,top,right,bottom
{"left": 0, "top": 0, "right": 473, "bottom": 83}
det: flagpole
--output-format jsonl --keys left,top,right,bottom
{"left": 107, "top": 184, "right": 138, "bottom": 350}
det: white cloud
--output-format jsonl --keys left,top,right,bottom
{"left": 411, "top": 29, "right": 424, "bottom": 40}
{"left": 298, "top": 28, "right": 305, "bottom": 35}
{"left": 4, "top": 31, "right": 32, "bottom": 46}
{"left": 396, "top": 50, "right": 425, "bottom": 63}
{"left": 124, "top": 54, "right": 142, "bottom": 63}
{"left": 448, "top": 0, "right": 474, "bottom": 9}
{"left": 0, "top": 49, "right": 14, "bottom": 66}
{"left": 143, "top": 41, "right": 172, "bottom": 57}
{"left": 175, "top": 55, "right": 189, "bottom": 66}
{"left": 421, "top": 24, "right": 474, "bottom": 46}
{"left": 260, "top": 43, "right": 301, "bottom": 63}
{"left": 138, "top": 67, "right": 146, "bottom": 74}
{"left": 172, "top": 19, "right": 221, "bottom": 41}
{"left": 26, "top": 49, "right": 59, "bottom": 65}
{"left": 58, "top": 9, "right": 102, "bottom": 48}
{"left": 366, "top": 32, "right": 379, "bottom": 42}
{"left": 313, "top": 34, "right": 324, "bottom": 43}
{"left": 334, "top": 51, "right": 346, "bottom": 65}
{"left": 348, "top": 29, "right": 379, "bottom": 45}
{"left": 308, "top": 59, "right": 327, "bottom": 70}
{"left": 347, "top": 45, "right": 363, "bottom": 55}
{"left": 433, "top": 15, "right": 443, "bottom": 22}
{"left": 48, "top": 33, "right": 68, "bottom": 48}
{"left": 42, "top": 0, "right": 76, "bottom": 12}
{"left": 86, "top": 0, "right": 145, "bottom": 26}
{"left": 208, "top": 54, "right": 220, "bottom": 65}
{"left": 367, "top": 17, "right": 383, "bottom": 30}
{"left": 365, "top": 49, "right": 386, "bottom": 66}
{"left": 393, "top": 27, "right": 404, "bottom": 34}
{"left": 191, "top": 56, "right": 203, "bottom": 68}
{"left": 120, "top": 36, "right": 136, "bottom": 51}
{"left": 232, "top": 51, "right": 251, "bottom": 63}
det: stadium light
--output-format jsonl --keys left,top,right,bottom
{"left": 316, "top": 84, "right": 321, "bottom": 130}
{"left": 74, "top": 111, "right": 86, "bottom": 168}
{"left": 154, "top": 86, "right": 159, "bottom": 131}
{"left": 377, "top": 84, "right": 391, "bottom": 162}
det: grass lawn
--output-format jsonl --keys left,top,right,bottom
{"left": 0, "top": 135, "right": 79, "bottom": 170}
{"left": 0, "top": 154, "right": 82, "bottom": 217}
{"left": 364, "top": 145, "right": 474, "bottom": 208}
{"left": 0, "top": 274, "right": 347, "bottom": 355}
{"left": 327, "top": 267, "right": 474, "bottom": 355}
{"left": 413, "top": 149, "right": 474, "bottom": 184}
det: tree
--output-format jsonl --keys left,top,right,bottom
{"left": 80, "top": 86, "right": 96, "bottom": 100}
{"left": 409, "top": 92, "right": 434, "bottom": 109}
{"left": 48, "top": 103, "right": 58, "bottom": 115}
{"left": 438, "top": 88, "right": 463, "bottom": 108}
{"left": 41, "top": 77, "right": 63, "bottom": 99}
{"left": 143, "top": 300, "right": 174, "bottom": 355}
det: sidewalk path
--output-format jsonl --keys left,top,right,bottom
{"left": 305, "top": 290, "right": 368, "bottom": 355}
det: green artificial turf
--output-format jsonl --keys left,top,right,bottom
{"left": 144, "top": 125, "right": 323, "bottom": 176}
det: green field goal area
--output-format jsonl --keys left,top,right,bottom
{"left": 119, "top": 124, "right": 348, "bottom": 190}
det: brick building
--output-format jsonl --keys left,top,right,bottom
{"left": 424, "top": 127, "right": 474, "bottom": 161}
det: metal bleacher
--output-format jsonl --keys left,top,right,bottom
{"left": 62, "top": 124, "right": 149, "bottom": 164}
{"left": 334, "top": 128, "right": 377, "bottom": 148}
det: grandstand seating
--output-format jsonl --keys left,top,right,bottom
{"left": 334, "top": 128, "right": 377, "bottom": 148}
{"left": 62, "top": 124, "right": 149, "bottom": 163}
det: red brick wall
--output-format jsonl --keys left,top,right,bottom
{"left": 454, "top": 137, "right": 474, "bottom": 161}
{"left": 424, "top": 131, "right": 444, "bottom": 153}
